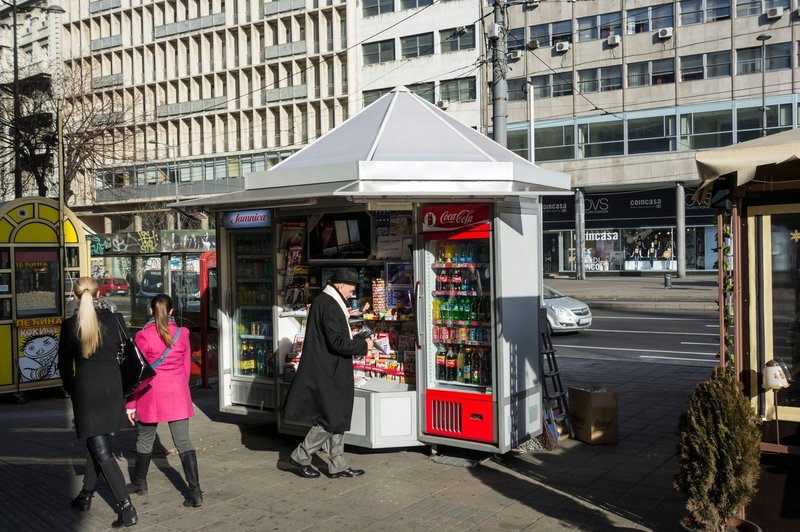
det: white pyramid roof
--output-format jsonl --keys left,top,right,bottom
{"left": 177, "top": 86, "right": 570, "bottom": 208}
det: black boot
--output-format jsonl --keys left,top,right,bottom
{"left": 70, "top": 489, "right": 93, "bottom": 511}
{"left": 126, "top": 452, "right": 151, "bottom": 495}
{"left": 179, "top": 450, "right": 203, "bottom": 507}
{"left": 111, "top": 499, "right": 138, "bottom": 528}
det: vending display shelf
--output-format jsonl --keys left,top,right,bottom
{"left": 431, "top": 262, "right": 489, "bottom": 269}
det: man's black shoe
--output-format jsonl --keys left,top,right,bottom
{"left": 285, "top": 457, "right": 320, "bottom": 478}
{"left": 329, "top": 468, "right": 365, "bottom": 478}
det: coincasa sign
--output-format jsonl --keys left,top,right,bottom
{"left": 224, "top": 209, "right": 272, "bottom": 229}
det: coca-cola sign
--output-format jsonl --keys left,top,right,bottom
{"left": 223, "top": 209, "right": 272, "bottom": 229}
{"left": 422, "top": 204, "right": 490, "bottom": 232}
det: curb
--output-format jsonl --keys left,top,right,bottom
{"left": 582, "top": 299, "right": 718, "bottom": 311}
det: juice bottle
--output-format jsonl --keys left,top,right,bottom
{"left": 432, "top": 298, "right": 441, "bottom": 321}
{"left": 456, "top": 347, "right": 465, "bottom": 383}
{"left": 463, "top": 347, "right": 472, "bottom": 383}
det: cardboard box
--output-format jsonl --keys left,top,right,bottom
{"left": 568, "top": 386, "right": 618, "bottom": 444}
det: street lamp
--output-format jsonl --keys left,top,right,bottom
{"left": 148, "top": 139, "right": 180, "bottom": 229}
{"left": 756, "top": 33, "right": 772, "bottom": 138}
{"left": 1, "top": 0, "right": 64, "bottom": 198}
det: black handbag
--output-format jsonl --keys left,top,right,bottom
{"left": 116, "top": 318, "right": 155, "bottom": 396}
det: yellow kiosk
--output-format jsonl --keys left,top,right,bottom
{"left": 0, "top": 197, "right": 87, "bottom": 399}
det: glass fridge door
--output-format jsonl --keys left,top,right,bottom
{"left": 232, "top": 232, "right": 274, "bottom": 379}
{"left": 428, "top": 238, "right": 492, "bottom": 391}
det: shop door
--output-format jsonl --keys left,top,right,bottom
{"left": 749, "top": 205, "right": 800, "bottom": 423}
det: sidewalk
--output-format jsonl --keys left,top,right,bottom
{"left": 0, "top": 355, "right": 710, "bottom": 532}
{"left": 546, "top": 273, "right": 718, "bottom": 311}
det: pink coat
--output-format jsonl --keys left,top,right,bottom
{"left": 126, "top": 322, "right": 194, "bottom": 423}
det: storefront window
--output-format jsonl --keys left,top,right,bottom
{"left": 15, "top": 249, "right": 60, "bottom": 317}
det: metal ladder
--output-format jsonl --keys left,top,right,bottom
{"left": 539, "top": 308, "right": 574, "bottom": 440}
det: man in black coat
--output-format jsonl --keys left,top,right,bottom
{"left": 281, "top": 268, "right": 373, "bottom": 478}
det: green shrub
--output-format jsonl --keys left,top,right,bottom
{"left": 674, "top": 367, "right": 761, "bottom": 531}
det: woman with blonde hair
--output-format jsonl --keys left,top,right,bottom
{"left": 58, "top": 276, "right": 138, "bottom": 528}
{"left": 125, "top": 293, "right": 202, "bottom": 508}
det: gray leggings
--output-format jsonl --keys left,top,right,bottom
{"left": 136, "top": 418, "right": 194, "bottom": 455}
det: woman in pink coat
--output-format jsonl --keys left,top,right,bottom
{"left": 125, "top": 293, "right": 203, "bottom": 507}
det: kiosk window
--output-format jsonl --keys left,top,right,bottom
{"left": 15, "top": 249, "right": 59, "bottom": 317}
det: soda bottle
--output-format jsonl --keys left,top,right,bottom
{"left": 432, "top": 298, "right": 441, "bottom": 321}
{"left": 462, "top": 347, "right": 472, "bottom": 384}
{"left": 436, "top": 346, "right": 447, "bottom": 380}
{"left": 456, "top": 347, "right": 465, "bottom": 383}
{"left": 471, "top": 348, "right": 481, "bottom": 384}
{"left": 446, "top": 347, "right": 456, "bottom": 381}
{"left": 248, "top": 342, "right": 256, "bottom": 375}
{"left": 240, "top": 341, "right": 249, "bottom": 374}
{"left": 256, "top": 344, "right": 265, "bottom": 376}
{"left": 481, "top": 349, "right": 491, "bottom": 386}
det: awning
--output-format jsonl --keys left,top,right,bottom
{"left": 172, "top": 181, "right": 352, "bottom": 210}
{"left": 695, "top": 128, "right": 800, "bottom": 193}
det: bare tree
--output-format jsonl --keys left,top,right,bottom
{"left": 0, "top": 61, "right": 136, "bottom": 205}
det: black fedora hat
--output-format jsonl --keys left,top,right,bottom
{"left": 330, "top": 268, "right": 359, "bottom": 285}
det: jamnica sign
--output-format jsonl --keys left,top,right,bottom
{"left": 422, "top": 204, "right": 490, "bottom": 232}
{"left": 223, "top": 209, "right": 272, "bottom": 229}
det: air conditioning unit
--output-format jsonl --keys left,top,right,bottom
{"left": 436, "top": 100, "right": 449, "bottom": 110}
{"left": 508, "top": 50, "right": 524, "bottom": 61}
{"left": 607, "top": 34, "right": 621, "bottom": 46}
{"left": 766, "top": 6, "right": 784, "bottom": 19}
{"left": 555, "top": 41, "right": 571, "bottom": 53}
{"left": 657, "top": 27, "right": 673, "bottom": 39}
{"left": 527, "top": 39, "right": 540, "bottom": 50}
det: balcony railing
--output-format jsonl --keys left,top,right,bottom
{"left": 92, "top": 73, "right": 123, "bottom": 89}
{"left": 264, "top": 0, "right": 305, "bottom": 17}
{"left": 90, "top": 35, "right": 122, "bottom": 52}
{"left": 89, "top": 0, "right": 121, "bottom": 14}
{"left": 156, "top": 96, "right": 227, "bottom": 118}
{"left": 264, "top": 84, "right": 307, "bottom": 103}
{"left": 153, "top": 12, "right": 225, "bottom": 39}
{"left": 264, "top": 40, "right": 306, "bottom": 60}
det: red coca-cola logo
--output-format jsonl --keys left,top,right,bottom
{"left": 440, "top": 209, "right": 475, "bottom": 225}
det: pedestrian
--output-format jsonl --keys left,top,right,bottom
{"left": 125, "top": 293, "right": 203, "bottom": 508}
{"left": 280, "top": 268, "right": 373, "bottom": 479}
{"left": 58, "top": 277, "right": 138, "bottom": 528}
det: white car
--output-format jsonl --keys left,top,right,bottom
{"left": 543, "top": 285, "right": 592, "bottom": 334}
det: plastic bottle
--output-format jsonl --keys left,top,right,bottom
{"left": 248, "top": 342, "right": 256, "bottom": 375}
{"left": 463, "top": 347, "right": 472, "bottom": 384}
{"left": 456, "top": 347, "right": 465, "bottom": 383}
{"left": 432, "top": 298, "right": 441, "bottom": 321}
{"left": 445, "top": 347, "right": 456, "bottom": 381}
{"left": 471, "top": 349, "right": 481, "bottom": 384}
{"left": 256, "top": 344, "right": 265, "bottom": 376}
{"left": 436, "top": 346, "right": 447, "bottom": 380}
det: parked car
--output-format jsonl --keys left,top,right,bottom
{"left": 543, "top": 285, "right": 592, "bottom": 334}
{"left": 97, "top": 277, "right": 130, "bottom": 297}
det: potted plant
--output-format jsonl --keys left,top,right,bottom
{"left": 674, "top": 366, "right": 762, "bottom": 532}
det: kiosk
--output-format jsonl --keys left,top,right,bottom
{"left": 0, "top": 197, "right": 87, "bottom": 398}
{"left": 176, "top": 87, "right": 571, "bottom": 453}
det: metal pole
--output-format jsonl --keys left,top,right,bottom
{"left": 172, "top": 145, "right": 180, "bottom": 230}
{"left": 757, "top": 34, "right": 771, "bottom": 137}
{"left": 491, "top": 0, "right": 507, "bottom": 147}
{"left": 57, "top": 98, "right": 65, "bottom": 313}
{"left": 575, "top": 188, "right": 585, "bottom": 280}
{"left": 12, "top": 0, "right": 21, "bottom": 198}
{"left": 676, "top": 182, "right": 686, "bottom": 278}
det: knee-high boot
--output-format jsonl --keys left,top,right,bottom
{"left": 179, "top": 450, "right": 203, "bottom": 507}
{"left": 126, "top": 452, "right": 151, "bottom": 495}
{"left": 88, "top": 435, "right": 138, "bottom": 528}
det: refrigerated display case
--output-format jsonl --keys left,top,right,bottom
{"left": 416, "top": 203, "right": 544, "bottom": 453}
{"left": 231, "top": 233, "right": 274, "bottom": 380}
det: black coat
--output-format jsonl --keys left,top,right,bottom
{"left": 58, "top": 310, "right": 127, "bottom": 439}
{"left": 282, "top": 289, "right": 369, "bottom": 433}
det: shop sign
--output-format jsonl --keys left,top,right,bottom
{"left": 586, "top": 231, "right": 619, "bottom": 241}
{"left": 17, "top": 316, "right": 62, "bottom": 383}
{"left": 421, "top": 204, "right": 491, "bottom": 233}
{"left": 224, "top": 210, "right": 272, "bottom": 229}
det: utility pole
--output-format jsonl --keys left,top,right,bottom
{"left": 490, "top": 1, "right": 507, "bottom": 147}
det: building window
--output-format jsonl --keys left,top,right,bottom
{"left": 408, "top": 82, "right": 435, "bottom": 103}
{"left": 766, "top": 42, "right": 791, "bottom": 70}
{"left": 707, "top": 50, "right": 732, "bottom": 77}
{"left": 535, "top": 125, "right": 574, "bottom": 161}
{"left": 400, "top": 32, "right": 433, "bottom": 59}
{"left": 440, "top": 77, "right": 476, "bottom": 101}
{"left": 737, "top": 102, "right": 792, "bottom": 141}
{"left": 532, "top": 72, "right": 573, "bottom": 98}
{"left": 681, "top": 54, "right": 705, "bottom": 81}
{"left": 363, "top": 0, "right": 394, "bottom": 17}
{"left": 736, "top": 47, "right": 760, "bottom": 74}
{"left": 440, "top": 26, "right": 475, "bottom": 52}
{"left": 736, "top": 0, "right": 789, "bottom": 18}
{"left": 628, "top": 59, "right": 675, "bottom": 86}
{"left": 578, "top": 120, "right": 624, "bottom": 157}
{"left": 680, "top": 0, "right": 730, "bottom": 25}
{"left": 363, "top": 39, "right": 395, "bottom": 65}
{"left": 628, "top": 116, "right": 677, "bottom": 154}
{"left": 577, "top": 16, "right": 598, "bottom": 42}
{"left": 508, "top": 78, "right": 526, "bottom": 101}
{"left": 507, "top": 27, "right": 525, "bottom": 51}
{"left": 364, "top": 87, "right": 391, "bottom": 106}
{"left": 680, "top": 109, "right": 733, "bottom": 149}
{"left": 400, "top": 0, "right": 433, "bottom": 9}
{"left": 599, "top": 13, "right": 622, "bottom": 39}
{"left": 530, "top": 19, "right": 572, "bottom": 47}
{"left": 580, "top": 65, "right": 622, "bottom": 93}
{"left": 627, "top": 4, "right": 675, "bottom": 34}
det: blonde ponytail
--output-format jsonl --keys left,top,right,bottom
{"left": 73, "top": 277, "right": 101, "bottom": 358}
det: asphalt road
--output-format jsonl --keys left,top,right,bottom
{"left": 552, "top": 307, "right": 720, "bottom": 367}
